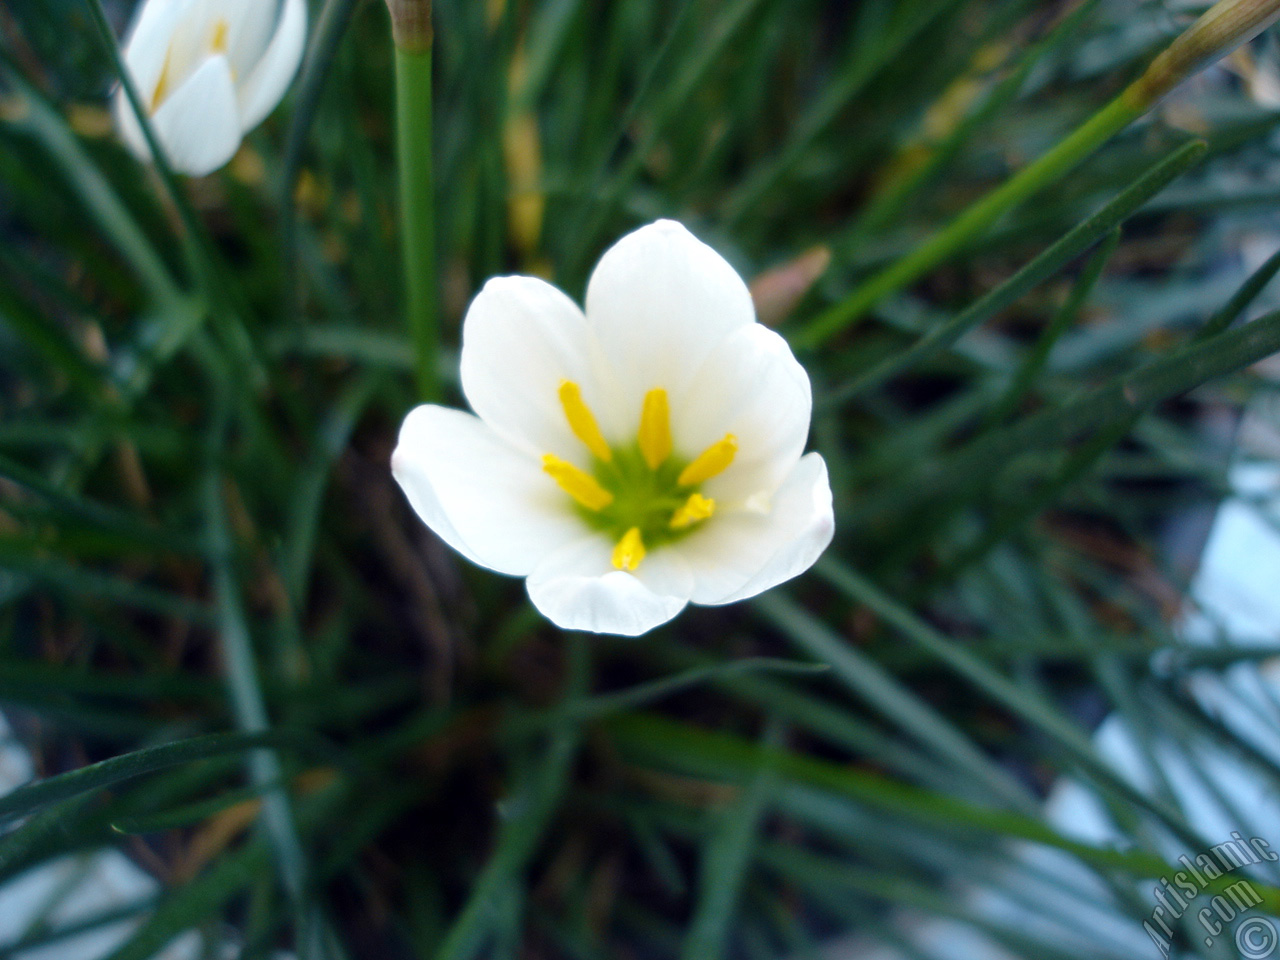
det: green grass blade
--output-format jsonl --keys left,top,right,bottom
{"left": 816, "top": 139, "right": 1206, "bottom": 401}
{"left": 1196, "top": 243, "right": 1280, "bottom": 341}
{"left": 812, "top": 559, "right": 1216, "bottom": 854}
{"left": 532, "top": 657, "right": 827, "bottom": 727}
{"left": 680, "top": 722, "right": 782, "bottom": 960}
{"left": 835, "top": 0, "right": 1103, "bottom": 256}
{"left": 753, "top": 593, "right": 1037, "bottom": 813}
{"left": 102, "top": 840, "right": 273, "bottom": 960}
{"left": 723, "top": 0, "right": 967, "bottom": 225}
{"left": 853, "top": 304, "right": 1280, "bottom": 526}
{"left": 0, "top": 731, "right": 309, "bottom": 823}
{"left": 0, "top": 793, "right": 100, "bottom": 878}
{"left": 0, "top": 61, "right": 186, "bottom": 310}
{"left": 985, "top": 225, "right": 1122, "bottom": 426}
{"left": 434, "top": 636, "right": 590, "bottom": 960}
{"left": 204, "top": 427, "right": 315, "bottom": 923}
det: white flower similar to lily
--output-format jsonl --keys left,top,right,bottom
{"left": 392, "top": 220, "right": 835, "bottom": 636}
{"left": 114, "top": 0, "right": 307, "bottom": 177}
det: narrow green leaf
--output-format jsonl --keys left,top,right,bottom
{"left": 0, "top": 545, "right": 212, "bottom": 622}
{"left": 753, "top": 593, "right": 1037, "bottom": 814}
{"left": 723, "top": 0, "right": 967, "bottom": 225}
{"left": 0, "top": 731, "right": 308, "bottom": 823}
{"left": 835, "top": 0, "right": 1103, "bottom": 255}
{"left": 853, "top": 304, "right": 1280, "bottom": 526}
{"left": 280, "top": 0, "right": 363, "bottom": 324}
{"left": 109, "top": 779, "right": 285, "bottom": 834}
{"left": 526, "top": 657, "right": 827, "bottom": 728}
{"left": 570, "top": 0, "right": 766, "bottom": 265}
{"left": 103, "top": 840, "right": 273, "bottom": 960}
{"left": 0, "top": 898, "right": 156, "bottom": 960}
{"left": 681, "top": 722, "right": 782, "bottom": 960}
{"left": 985, "top": 225, "right": 1122, "bottom": 426}
{"left": 0, "top": 452, "right": 200, "bottom": 555}
{"left": 936, "top": 409, "right": 1137, "bottom": 578}
{"left": 281, "top": 374, "right": 379, "bottom": 605}
{"left": 1196, "top": 243, "right": 1280, "bottom": 341}
{"left": 811, "top": 560, "right": 1214, "bottom": 855}
{"left": 0, "top": 59, "right": 185, "bottom": 309}
{"left": 816, "top": 139, "right": 1207, "bottom": 400}
{"left": 606, "top": 711, "right": 1280, "bottom": 910}
{"left": 204, "top": 437, "right": 313, "bottom": 914}
{"left": 434, "top": 636, "right": 590, "bottom": 960}
{"left": 0, "top": 255, "right": 107, "bottom": 398}
{"left": 0, "top": 793, "right": 100, "bottom": 878}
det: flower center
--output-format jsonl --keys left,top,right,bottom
{"left": 543, "top": 380, "right": 737, "bottom": 572}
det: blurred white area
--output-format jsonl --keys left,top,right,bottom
{"left": 0, "top": 715, "right": 231, "bottom": 960}
{"left": 0, "top": 719, "right": 294, "bottom": 960}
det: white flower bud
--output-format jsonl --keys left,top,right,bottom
{"left": 114, "top": 0, "right": 307, "bottom": 177}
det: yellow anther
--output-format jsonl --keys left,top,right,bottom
{"left": 542, "top": 455, "right": 614, "bottom": 511}
{"left": 211, "top": 18, "right": 230, "bottom": 53}
{"left": 558, "top": 381, "right": 612, "bottom": 462}
{"left": 670, "top": 493, "right": 715, "bottom": 530}
{"left": 612, "top": 527, "right": 646, "bottom": 571}
{"left": 678, "top": 434, "right": 738, "bottom": 486}
{"left": 150, "top": 48, "right": 174, "bottom": 113}
{"left": 638, "top": 388, "right": 672, "bottom": 470}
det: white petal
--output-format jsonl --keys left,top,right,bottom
{"left": 113, "top": 84, "right": 150, "bottom": 162}
{"left": 676, "top": 453, "right": 833, "bottom": 605}
{"left": 119, "top": 0, "right": 193, "bottom": 92}
{"left": 459, "top": 275, "right": 604, "bottom": 460}
{"left": 221, "top": 0, "right": 282, "bottom": 76}
{"left": 147, "top": 54, "right": 243, "bottom": 176}
{"left": 584, "top": 220, "right": 755, "bottom": 436}
{"left": 671, "top": 323, "right": 812, "bottom": 505}
{"left": 236, "top": 0, "right": 306, "bottom": 132}
{"left": 161, "top": 0, "right": 229, "bottom": 93}
{"left": 114, "top": 0, "right": 194, "bottom": 160}
{"left": 391, "top": 405, "right": 584, "bottom": 576}
{"left": 526, "top": 537, "right": 693, "bottom": 636}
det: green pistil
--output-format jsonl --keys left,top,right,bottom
{"left": 574, "top": 443, "right": 706, "bottom": 547}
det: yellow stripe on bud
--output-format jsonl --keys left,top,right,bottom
{"left": 211, "top": 18, "right": 229, "bottom": 53}
{"left": 543, "top": 455, "right": 613, "bottom": 511}
{"left": 638, "top": 388, "right": 672, "bottom": 470}
{"left": 558, "top": 380, "right": 612, "bottom": 462}
{"left": 612, "top": 527, "right": 646, "bottom": 571}
{"left": 670, "top": 493, "right": 715, "bottom": 530}
{"left": 678, "top": 434, "right": 738, "bottom": 487}
{"left": 150, "top": 49, "right": 174, "bottom": 113}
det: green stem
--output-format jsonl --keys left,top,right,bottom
{"left": 816, "top": 140, "right": 1206, "bottom": 410}
{"left": 394, "top": 44, "right": 439, "bottom": 402}
{"left": 800, "top": 0, "right": 1280, "bottom": 346}
{"left": 799, "top": 93, "right": 1144, "bottom": 347}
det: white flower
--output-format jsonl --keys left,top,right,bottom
{"left": 113, "top": 0, "right": 307, "bottom": 177}
{"left": 392, "top": 220, "right": 835, "bottom": 637}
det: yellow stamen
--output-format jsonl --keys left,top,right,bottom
{"left": 150, "top": 47, "right": 174, "bottom": 113}
{"left": 638, "top": 388, "right": 672, "bottom": 470}
{"left": 678, "top": 434, "right": 738, "bottom": 486}
{"left": 670, "top": 493, "right": 715, "bottom": 530}
{"left": 558, "top": 381, "right": 612, "bottom": 462}
{"left": 543, "top": 455, "right": 614, "bottom": 511}
{"left": 211, "top": 18, "right": 229, "bottom": 53}
{"left": 612, "top": 527, "right": 646, "bottom": 571}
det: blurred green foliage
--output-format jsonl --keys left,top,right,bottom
{"left": 4, "top": 0, "right": 1280, "bottom": 958}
